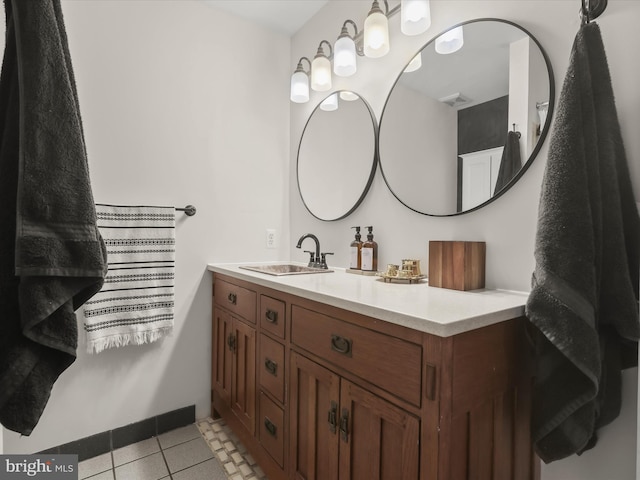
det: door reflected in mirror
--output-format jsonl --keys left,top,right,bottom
{"left": 379, "top": 19, "right": 554, "bottom": 216}
{"left": 297, "top": 91, "right": 377, "bottom": 221}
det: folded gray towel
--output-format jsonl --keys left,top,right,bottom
{"left": 525, "top": 22, "right": 640, "bottom": 463}
{"left": 0, "top": 0, "right": 107, "bottom": 435}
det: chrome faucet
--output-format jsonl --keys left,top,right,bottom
{"left": 296, "top": 233, "right": 332, "bottom": 269}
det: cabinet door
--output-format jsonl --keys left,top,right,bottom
{"left": 290, "top": 352, "right": 340, "bottom": 480}
{"left": 212, "top": 307, "right": 233, "bottom": 404}
{"left": 338, "top": 380, "right": 420, "bottom": 480}
{"left": 231, "top": 319, "right": 256, "bottom": 435}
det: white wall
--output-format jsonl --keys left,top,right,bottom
{"left": 3, "top": 0, "right": 290, "bottom": 454}
{"left": 290, "top": 1, "right": 639, "bottom": 479}
{"left": 380, "top": 83, "right": 458, "bottom": 215}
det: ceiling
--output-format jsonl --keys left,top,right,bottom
{"left": 204, "top": 0, "right": 329, "bottom": 36}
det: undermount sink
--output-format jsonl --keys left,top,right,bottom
{"left": 239, "top": 264, "right": 333, "bottom": 276}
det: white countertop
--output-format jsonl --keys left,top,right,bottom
{"left": 207, "top": 262, "right": 529, "bottom": 337}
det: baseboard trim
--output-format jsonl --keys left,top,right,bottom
{"left": 38, "top": 405, "right": 195, "bottom": 461}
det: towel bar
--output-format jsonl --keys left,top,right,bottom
{"left": 176, "top": 205, "right": 196, "bottom": 216}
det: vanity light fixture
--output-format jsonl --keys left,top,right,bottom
{"left": 290, "top": 57, "right": 311, "bottom": 103}
{"left": 340, "top": 91, "right": 360, "bottom": 101}
{"left": 320, "top": 92, "right": 339, "bottom": 111}
{"left": 435, "top": 25, "right": 464, "bottom": 54}
{"left": 290, "top": 0, "right": 438, "bottom": 103}
{"left": 403, "top": 52, "right": 422, "bottom": 72}
{"left": 401, "top": 0, "right": 431, "bottom": 36}
{"left": 364, "top": 0, "right": 390, "bottom": 58}
{"left": 311, "top": 40, "right": 333, "bottom": 91}
{"left": 334, "top": 20, "right": 359, "bottom": 77}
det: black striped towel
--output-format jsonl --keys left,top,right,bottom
{"left": 83, "top": 205, "right": 175, "bottom": 353}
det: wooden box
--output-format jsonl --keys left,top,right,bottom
{"left": 428, "top": 241, "right": 486, "bottom": 291}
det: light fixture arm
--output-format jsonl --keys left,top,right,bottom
{"left": 339, "top": 19, "right": 359, "bottom": 40}
{"left": 369, "top": 0, "right": 390, "bottom": 15}
{"left": 316, "top": 40, "right": 333, "bottom": 59}
{"left": 294, "top": 56, "right": 312, "bottom": 74}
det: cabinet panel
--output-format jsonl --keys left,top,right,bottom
{"left": 259, "top": 392, "right": 285, "bottom": 467}
{"left": 291, "top": 305, "right": 422, "bottom": 407}
{"left": 290, "top": 352, "right": 340, "bottom": 480}
{"left": 259, "top": 333, "right": 285, "bottom": 403}
{"left": 260, "top": 294, "right": 286, "bottom": 339}
{"left": 215, "top": 278, "right": 257, "bottom": 323}
{"left": 338, "top": 380, "right": 420, "bottom": 480}
{"left": 232, "top": 319, "right": 256, "bottom": 435}
{"left": 213, "top": 307, "right": 233, "bottom": 404}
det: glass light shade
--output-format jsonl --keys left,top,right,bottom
{"left": 404, "top": 52, "right": 422, "bottom": 72}
{"left": 320, "top": 93, "right": 339, "bottom": 111}
{"left": 340, "top": 91, "right": 359, "bottom": 101}
{"left": 311, "top": 55, "right": 332, "bottom": 91}
{"left": 364, "top": 10, "right": 390, "bottom": 58}
{"left": 334, "top": 35, "right": 357, "bottom": 77}
{"left": 290, "top": 70, "right": 309, "bottom": 103}
{"left": 401, "top": 0, "right": 431, "bottom": 36}
{"left": 435, "top": 26, "right": 464, "bottom": 54}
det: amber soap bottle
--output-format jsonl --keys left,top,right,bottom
{"left": 349, "top": 226, "right": 362, "bottom": 270}
{"left": 361, "top": 226, "right": 378, "bottom": 272}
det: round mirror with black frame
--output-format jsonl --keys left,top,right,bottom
{"left": 297, "top": 91, "right": 378, "bottom": 221}
{"left": 378, "top": 18, "right": 555, "bottom": 216}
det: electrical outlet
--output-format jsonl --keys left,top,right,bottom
{"left": 266, "top": 229, "right": 277, "bottom": 249}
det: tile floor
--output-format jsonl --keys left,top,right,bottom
{"left": 78, "top": 418, "right": 267, "bottom": 480}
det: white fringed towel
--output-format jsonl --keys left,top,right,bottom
{"left": 83, "top": 205, "right": 175, "bottom": 353}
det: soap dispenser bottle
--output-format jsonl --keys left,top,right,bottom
{"left": 349, "top": 226, "right": 362, "bottom": 270}
{"left": 361, "top": 226, "right": 378, "bottom": 272}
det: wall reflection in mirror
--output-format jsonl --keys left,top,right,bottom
{"left": 297, "top": 91, "right": 377, "bottom": 221}
{"left": 379, "top": 19, "right": 554, "bottom": 216}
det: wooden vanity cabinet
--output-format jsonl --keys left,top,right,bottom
{"left": 211, "top": 272, "right": 537, "bottom": 480}
{"left": 212, "top": 278, "right": 257, "bottom": 435}
{"left": 290, "top": 352, "right": 420, "bottom": 480}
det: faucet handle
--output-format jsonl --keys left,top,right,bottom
{"left": 320, "top": 252, "right": 334, "bottom": 269}
{"left": 303, "top": 250, "right": 316, "bottom": 267}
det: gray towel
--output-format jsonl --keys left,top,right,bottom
{"left": 525, "top": 22, "right": 640, "bottom": 463}
{"left": 0, "top": 0, "right": 107, "bottom": 435}
{"left": 494, "top": 130, "right": 522, "bottom": 194}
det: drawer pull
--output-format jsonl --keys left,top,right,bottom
{"left": 227, "top": 334, "right": 236, "bottom": 353}
{"left": 265, "top": 309, "right": 278, "bottom": 324}
{"left": 227, "top": 293, "right": 237, "bottom": 305}
{"left": 264, "top": 358, "right": 278, "bottom": 376}
{"left": 327, "top": 401, "right": 338, "bottom": 434}
{"left": 264, "top": 417, "right": 277, "bottom": 437}
{"left": 340, "top": 408, "right": 349, "bottom": 442}
{"left": 330, "top": 334, "right": 352, "bottom": 357}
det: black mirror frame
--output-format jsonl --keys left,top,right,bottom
{"left": 296, "top": 91, "right": 379, "bottom": 222}
{"left": 378, "top": 18, "right": 555, "bottom": 217}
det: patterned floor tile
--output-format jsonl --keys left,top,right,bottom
{"left": 197, "top": 418, "right": 268, "bottom": 480}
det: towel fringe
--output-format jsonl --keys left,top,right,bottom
{"left": 87, "top": 327, "right": 173, "bottom": 354}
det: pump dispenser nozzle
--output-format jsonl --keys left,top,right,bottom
{"left": 365, "top": 226, "right": 374, "bottom": 240}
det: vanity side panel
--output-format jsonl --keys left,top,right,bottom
{"left": 446, "top": 318, "right": 537, "bottom": 480}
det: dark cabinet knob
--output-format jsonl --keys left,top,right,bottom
{"left": 265, "top": 309, "right": 278, "bottom": 324}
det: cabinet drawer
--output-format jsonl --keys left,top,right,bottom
{"left": 259, "top": 392, "right": 284, "bottom": 467}
{"left": 291, "top": 305, "right": 422, "bottom": 407}
{"left": 259, "top": 334, "right": 285, "bottom": 403}
{"left": 260, "top": 295, "right": 286, "bottom": 339}
{"left": 214, "top": 278, "right": 256, "bottom": 323}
